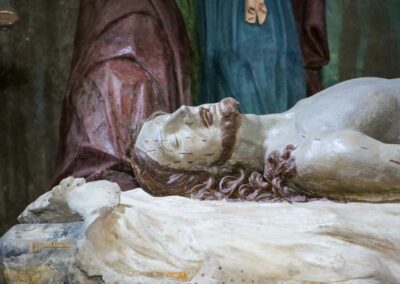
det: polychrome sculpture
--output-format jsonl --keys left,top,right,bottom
{"left": 132, "top": 78, "right": 400, "bottom": 202}
{"left": 53, "top": 0, "right": 192, "bottom": 190}
{"left": 2, "top": 78, "right": 400, "bottom": 283}
{"left": 2, "top": 177, "right": 399, "bottom": 283}
{"left": 195, "top": 0, "right": 307, "bottom": 114}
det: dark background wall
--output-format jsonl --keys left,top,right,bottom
{"left": 323, "top": 0, "right": 400, "bottom": 86}
{"left": 0, "top": 0, "right": 79, "bottom": 234}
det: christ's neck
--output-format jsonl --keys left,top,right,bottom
{"left": 228, "top": 113, "right": 286, "bottom": 170}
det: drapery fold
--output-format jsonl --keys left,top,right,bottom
{"left": 291, "top": 0, "right": 329, "bottom": 96}
{"left": 54, "top": 0, "right": 192, "bottom": 190}
{"left": 195, "top": 0, "right": 306, "bottom": 114}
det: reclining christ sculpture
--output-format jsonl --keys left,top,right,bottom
{"left": 3, "top": 77, "right": 400, "bottom": 283}
{"left": 132, "top": 77, "right": 400, "bottom": 203}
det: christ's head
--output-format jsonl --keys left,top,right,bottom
{"left": 130, "top": 98, "right": 300, "bottom": 201}
{"left": 134, "top": 97, "right": 241, "bottom": 173}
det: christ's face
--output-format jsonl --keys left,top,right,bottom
{"left": 135, "top": 102, "right": 228, "bottom": 170}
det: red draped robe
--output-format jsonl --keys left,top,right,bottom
{"left": 54, "top": 0, "right": 192, "bottom": 190}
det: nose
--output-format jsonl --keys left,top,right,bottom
{"left": 168, "top": 105, "right": 194, "bottom": 125}
{"left": 168, "top": 105, "right": 186, "bottom": 122}
{"left": 162, "top": 106, "right": 193, "bottom": 134}
{"left": 182, "top": 106, "right": 194, "bottom": 125}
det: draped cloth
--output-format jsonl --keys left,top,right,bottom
{"left": 195, "top": 0, "right": 306, "bottom": 115}
{"left": 53, "top": 0, "right": 192, "bottom": 190}
{"left": 291, "top": 0, "right": 330, "bottom": 96}
{"left": 73, "top": 186, "right": 400, "bottom": 283}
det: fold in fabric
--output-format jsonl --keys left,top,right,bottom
{"left": 54, "top": 0, "right": 192, "bottom": 190}
{"left": 291, "top": 0, "right": 330, "bottom": 96}
{"left": 195, "top": 0, "right": 306, "bottom": 114}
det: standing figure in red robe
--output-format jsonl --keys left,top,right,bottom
{"left": 54, "top": 0, "right": 192, "bottom": 190}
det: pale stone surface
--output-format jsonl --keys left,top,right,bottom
{"left": 67, "top": 179, "right": 121, "bottom": 225}
{"left": 72, "top": 183, "right": 400, "bottom": 283}
{"left": 0, "top": 222, "right": 100, "bottom": 283}
{"left": 18, "top": 176, "right": 85, "bottom": 224}
{"left": 2, "top": 180, "right": 400, "bottom": 283}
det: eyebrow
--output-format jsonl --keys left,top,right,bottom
{"left": 199, "top": 106, "right": 214, "bottom": 128}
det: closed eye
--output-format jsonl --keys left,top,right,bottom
{"left": 184, "top": 115, "right": 194, "bottom": 125}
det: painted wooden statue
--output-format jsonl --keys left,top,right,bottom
{"left": 194, "top": 0, "right": 329, "bottom": 114}
{"left": 53, "top": 0, "right": 192, "bottom": 190}
{"left": 132, "top": 78, "right": 400, "bottom": 202}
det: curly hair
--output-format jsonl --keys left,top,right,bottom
{"left": 130, "top": 98, "right": 312, "bottom": 202}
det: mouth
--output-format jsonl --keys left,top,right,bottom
{"left": 199, "top": 107, "right": 213, "bottom": 128}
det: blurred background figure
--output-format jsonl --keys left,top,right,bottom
{"left": 291, "top": 0, "right": 330, "bottom": 97}
{"left": 323, "top": 0, "right": 400, "bottom": 88}
{"left": 194, "top": 0, "right": 307, "bottom": 114}
{"left": 53, "top": 0, "right": 192, "bottom": 190}
{"left": 178, "top": 0, "right": 329, "bottom": 114}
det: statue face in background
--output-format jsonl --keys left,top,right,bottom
{"left": 135, "top": 98, "right": 241, "bottom": 171}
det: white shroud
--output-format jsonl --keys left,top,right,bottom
{"left": 65, "top": 181, "right": 400, "bottom": 284}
